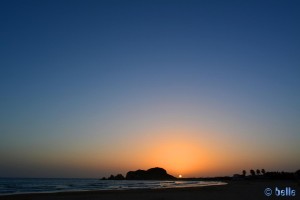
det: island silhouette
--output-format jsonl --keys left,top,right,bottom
{"left": 103, "top": 167, "right": 176, "bottom": 180}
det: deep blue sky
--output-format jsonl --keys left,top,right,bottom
{"left": 0, "top": 0, "right": 299, "bottom": 178}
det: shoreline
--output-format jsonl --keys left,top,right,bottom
{"left": 0, "top": 180, "right": 299, "bottom": 200}
{"left": 0, "top": 181, "right": 227, "bottom": 197}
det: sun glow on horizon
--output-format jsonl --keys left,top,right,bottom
{"left": 138, "top": 128, "right": 213, "bottom": 177}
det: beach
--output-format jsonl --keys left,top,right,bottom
{"left": 1, "top": 180, "right": 298, "bottom": 200}
{"left": 1, "top": 1, "right": 300, "bottom": 199}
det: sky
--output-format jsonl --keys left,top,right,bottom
{"left": 0, "top": 0, "right": 299, "bottom": 178}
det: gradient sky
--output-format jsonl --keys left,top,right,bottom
{"left": 0, "top": 0, "right": 299, "bottom": 178}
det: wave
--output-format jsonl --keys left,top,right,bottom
{"left": 0, "top": 178, "right": 227, "bottom": 196}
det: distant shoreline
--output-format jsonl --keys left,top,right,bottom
{"left": 0, "top": 179, "right": 226, "bottom": 197}
{"left": 0, "top": 183, "right": 226, "bottom": 197}
{"left": 0, "top": 180, "right": 298, "bottom": 200}
{"left": 0, "top": 183, "right": 228, "bottom": 198}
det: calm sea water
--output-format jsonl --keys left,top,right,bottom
{"left": 0, "top": 178, "right": 226, "bottom": 195}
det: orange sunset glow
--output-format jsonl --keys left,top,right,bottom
{"left": 93, "top": 126, "right": 247, "bottom": 177}
{"left": 1, "top": 1, "right": 299, "bottom": 180}
{"left": 146, "top": 136, "right": 204, "bottom": 176}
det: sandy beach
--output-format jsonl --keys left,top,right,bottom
{"left": 1, "top": 180, "right": 298, "bottom": 200}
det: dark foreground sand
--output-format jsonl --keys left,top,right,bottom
{"left": 0, "top": 180, "right": 299, "bottom": 200}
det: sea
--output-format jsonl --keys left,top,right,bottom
{"left": 0, "top": 178, "right": 226, "bottom": 196}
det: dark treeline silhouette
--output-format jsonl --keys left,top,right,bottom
{"left": 264, "top": 171, "right": 296, "bottom": 180}
{"left": 242, "top": 170, "right": 246, "bottom": 176}
{"left": 234, "top": 169, "right": 300, "bottom": 181}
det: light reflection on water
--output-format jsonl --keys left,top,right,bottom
{"left": 0, "top": 178, "right": 227, "bottom": 195}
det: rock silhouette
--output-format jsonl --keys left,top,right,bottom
{"left": 114, "top": 174, "right": 125, "bottom": 180}
{"left": 103, "top": 167, "right": 175, "bottom": 180}
{"left": 126, "top": 167, "right": 175, "bottom": 180}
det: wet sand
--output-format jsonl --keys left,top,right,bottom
{"left": 0, "top": 180, "right": 298, "bottom": 200}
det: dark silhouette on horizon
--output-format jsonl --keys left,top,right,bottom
{"left": 256, "top": 169, "right": 261, "bottom": 175}
{"left": 126, "top": 167, "right": 176, "bottom": 180}
{"left": 102, "top": 167, "right": 175, "bottom": 180}
{"left": 101, "top": 168, "right": 300, "bottom": 182}
{"left": 232, "top": 169, "right": 300, "bottom": 181}
{"left": 242, "top": 170, "right": 246, "bottom": 176}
